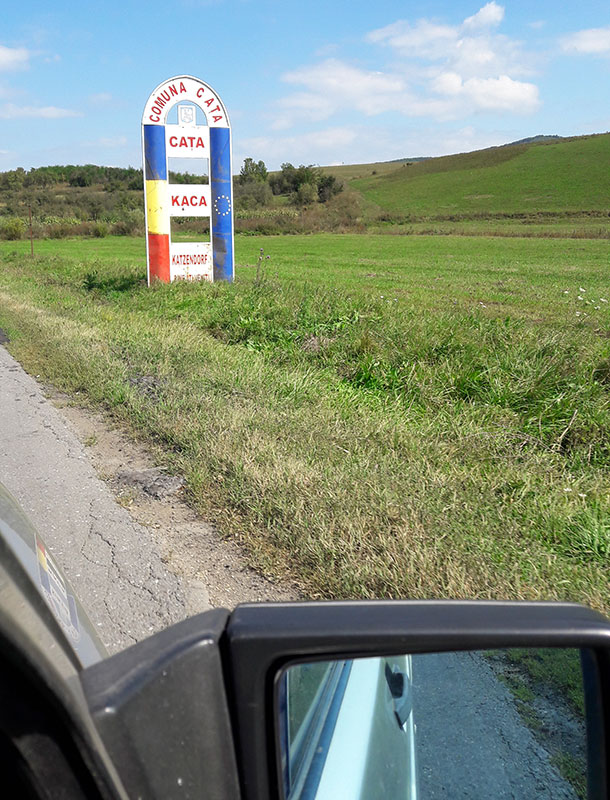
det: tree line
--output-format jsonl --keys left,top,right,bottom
{"left": 236, "top": 158, "right": 343, "bottom": 209}
{"left": 0, "top": 157, "right": 347, "bottom": 239}
{"left": 0, "top": 164, "right": 207, "bottom": 192}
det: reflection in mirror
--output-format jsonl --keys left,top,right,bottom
{"left": 278, "top": 649, "right": 587, "bottom": 800}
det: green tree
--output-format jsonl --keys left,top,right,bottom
{"left": 290, "top": 182, "right": 318, "bottom": 206}
{"left": 239, "top": 158, "right": 268, "bottom": 185}
{"left": 317, "top": 174, "right": 343, "bottom": 202}
{"left": 69, "top": 170, "right": 92, "bottom": 187}
{"left": 273, "top": 163, "right": 316, "bottom": 194}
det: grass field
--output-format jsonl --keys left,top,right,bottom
{"left": 367, "top": 217, "right": 610, "bottom": 239}
{"left": 352, "top": 134, "right": 610, "bottom": 219}
{"left": 0, "top": 234, "right": 609, "bottom": 611}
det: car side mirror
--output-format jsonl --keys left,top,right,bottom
{"left": 225, "top": 602, "right": 610, "bottom": 800}
{"left": 79, "top": 601, "right": 610, "bottom": 800}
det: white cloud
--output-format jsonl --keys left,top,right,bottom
{"left": 0, "top": 45, "right": 30, "bottom": 71}
{"left": 368, "top": 5, "right": 533, "bottom": 79}
{"left": 0, "top": 103, "right": 82, "bottom": 119}
{"left": 273, "top": 5, "right": 540, "bottom": 130}
{"left": 464, "top": 75, "right": 538, "bottom": 112}
{"left": 274, "top": 60, "right": 406, "bottom": 127}
{"left": 0, "top": 43, "right": 80, "bottom": 127}
{"left": 368, "top": 20, "right": 458, "bottom": 60}
{"left": 0, "top": 44, "right": 30, "bottom": 72}
{"left": 431, "top": 72, "right": 539, "bottom": 113}
{"left": 283, "top": 59, "right": 405, "bottom": 100}
{"left": 463, "top": 2, "right": 504, "bottom": 30}
{"left": 561, "top": 27, "right": 610, "bottom": 55}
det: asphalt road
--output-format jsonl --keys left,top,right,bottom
{"left": 414, "top": 651, "right": 581, "bottom": 799}
{"left": 0, "top": 344, "right": 196, "bottom": 653}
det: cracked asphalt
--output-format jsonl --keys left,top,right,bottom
{"left": 0, "top": 345, "right": 189, "bottom": 652}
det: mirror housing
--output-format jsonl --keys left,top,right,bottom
{"left": 81, "top": 609, "right": 241, "bottom": 800}
{"left": 74, "top": 600, "right": 610, "bottom": 799}
{"left": 225, "top": 601, "right": 610, "bottom": 800}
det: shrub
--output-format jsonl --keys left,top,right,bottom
{"left": 92, "top": 221, "right": 109, "bottom": 238}
{"left": 269, "top": 163, "right": 320, "bottom": 196}
{"left": 112, "top": 218, "right": 140, "bottom": 236}
{"left": 317, "top": 174, "right": 343, "bottom": 203}
{"left": 48, "top": 221, "right": 76, "bottom": 239}
{"left": 111, "top": 209, "right": 144, "bottom": 236}
{"left": 290, "top": 183, "right": 318, "bottom": 207}
{"left": 234, "top": 180, "right": 273, "bottom": 210}
{"left": 0, "top": 217, "right": 26, "bottom": 240}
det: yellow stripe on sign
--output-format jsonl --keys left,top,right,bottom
{"left": 145, "top": 180, "right": 169, "bottom": 235}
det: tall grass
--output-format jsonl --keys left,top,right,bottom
{"left": 0, "top": 235, "right": 609, "bottom": 610}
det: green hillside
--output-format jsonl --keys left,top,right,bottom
{"left": 320, "top": 157, "right": 422, "bottom": 182}
{"left": 350, "top": 133, "right": 610, "bottom": 218}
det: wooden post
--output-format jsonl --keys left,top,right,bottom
{"left": 29, "top": 206, "right": 33, "bottom": 257}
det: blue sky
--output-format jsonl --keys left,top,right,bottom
{"left": 1, "top": 1, "right": 609, "bottom": 171}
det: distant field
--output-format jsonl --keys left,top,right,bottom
{"left": 352, "top": 134, "right": 610, "bottom": 218}
{"left": 367, "top": 216, "right": 610, "bottom": 239}
{"left": 1, "top": 234, "right": 609, "bottom": 612}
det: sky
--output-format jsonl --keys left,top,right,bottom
{"left": 1, "top": 1, "right": 610, "bottom": 172}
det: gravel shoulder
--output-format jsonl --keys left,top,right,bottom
{"left": 0, "top": 342, "right": 298, "bottom": 654}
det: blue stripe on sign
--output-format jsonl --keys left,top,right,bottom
{"left": 143, "top": 125, "right": 167, "bottom": 181}
{"left": 210, "top": 126, "right": 234, "bottom": 282}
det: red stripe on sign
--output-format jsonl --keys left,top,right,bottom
{"left": 148, "top": 233, "right": 170, "bottom": 283}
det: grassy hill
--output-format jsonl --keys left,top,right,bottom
{"left": 319, "top": 157, "right": 425, "bottom": 182}
{"left": 348, "top": 133, "right": 610, "bottom": 218}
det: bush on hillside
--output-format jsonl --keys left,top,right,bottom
{"left": 92, "top": 221, "right": 109, "bottom": 237}
{"left": 0, "top": 216, "right": 26, "bottom": 240}
{"left": 111, "top": 210, "right": 144, "bottom": 236}
{"left": 317, "top": 174, "right": 343, "bottom": 202}
{"left": 290, "top": 182, "right": 318, "bottom": 206}
{"left": 234, "top": 180, "right": 273, "bottom": 210}
{"left": 269, "top": 163, "right": 320, "bottom": 196}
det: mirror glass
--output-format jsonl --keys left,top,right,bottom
{"left": 278, "top": 649, "right": 587, "bottom": 800}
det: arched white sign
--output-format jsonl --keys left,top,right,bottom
{"left": 142, "top": 76, "right": 234, "bottom": 284}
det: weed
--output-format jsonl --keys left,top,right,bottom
{"left": 551, "top": 753, "right": 587, "bottom": 800}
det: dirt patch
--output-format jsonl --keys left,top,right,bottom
{"left": 301, "top": 335, "right": 335, "bottom": 353}
{"left": 48, "top": 389, "right": 300, "bottom": 609}
{"left": 115, "top": 467, "right": 185, "bottom": 499}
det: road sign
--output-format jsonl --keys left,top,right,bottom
{"left": 142, "top": 76, "right": 234, "bottom": 284}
